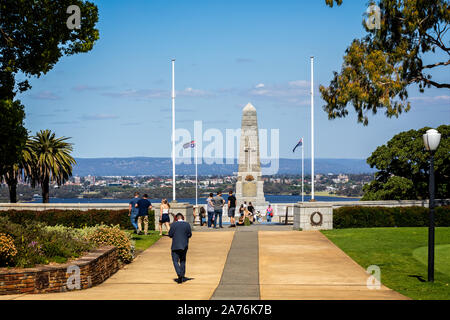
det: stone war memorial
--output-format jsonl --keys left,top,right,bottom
{"left": 235, "top": 103, "right": 268, "bottom": 211}
{"left": 1, "top": 0, "right": 450, "bottom": 305}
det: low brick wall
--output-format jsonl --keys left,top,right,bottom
{"left": 0, "top": 246, "right": 119, "bottom": 295}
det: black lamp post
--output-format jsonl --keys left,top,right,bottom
{"left": 423, "top": 129, "right": 441, "bottom": 282}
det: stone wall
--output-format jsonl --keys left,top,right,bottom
{"left": 0, "top": 246, "right": 119, "bottom": 295}
{"left": 293, "top": 199, "right": 450, "bottom": 231}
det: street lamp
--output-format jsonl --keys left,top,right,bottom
{"left": 423, "top": 129, "right": 441, "bottom": 282}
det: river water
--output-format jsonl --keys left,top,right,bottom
{"left": 28, "top": 194, "right": 360, "bottom": 204}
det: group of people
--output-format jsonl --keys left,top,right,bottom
{"left": 195, "top": 190, "right": 275, "bottom": 228}
{"left": 128, "top": 191, "right": 275, "bottom": 285}
{"left": 128, "top": 192, "right": 172, "bottom": 236}
{"left": 128, "top": 191, "right": 192, "bottom": 284}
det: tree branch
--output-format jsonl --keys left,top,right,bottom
{"left": 410, "top": 76, "right": 450, "bottom": 89}
{"left": 422, "top": 60, "right": 450, "bottom": 69}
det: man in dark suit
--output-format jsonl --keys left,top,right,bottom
{"left": 168, "top": 213, "right": 192, "bottom": 284}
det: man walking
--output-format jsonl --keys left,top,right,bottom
{"left": 227, "top": 190, "right": 236, "bottom": 228}
{"left": 128, "top": 192, "right": 140, "bottom": 233}
{"left": 213, "top": 191, "right": 225, "bottom": 229}
{"left": 169, "top": 213, "right": 192, "bottom": 284}
{"left": 136, "top": 194, "right": 152, "bottom": 235}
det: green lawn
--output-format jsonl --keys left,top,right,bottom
{"left": 125, "top": 230, "right": 162, "bottom": 254}
{"left": 321, "top": 227, "right": 450, "bottom": 300}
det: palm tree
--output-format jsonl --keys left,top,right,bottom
{"left": 0, "top": 141, "right": 35, "bottom": 203}
{"left": 29, "top": 130, "right": 76, "bottom": 203}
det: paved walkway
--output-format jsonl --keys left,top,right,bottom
{"left": 211, "top": 229, "right": 260, "bottom": 300}
{"left": 1, "top": 226, "right": 408, "bottom": 300}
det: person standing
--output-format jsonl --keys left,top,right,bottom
{"left": 169, "top": 213, "right": 192, "bottom": 284}
{"left": 206, "top": 193, "right": 215, "bottom": 228}
{"left": 136, "top": 194, "right": 152, "bottom": 235}
{"left": 128, "top": 192, "right": 140, "bottom": 233}
{"left": 227, "top": 190, "right": 237, "bottom": 228}
{"left": 266, "top": 204, "right": 274, "bottom": 223}
{"left": 213, "top": 191, "right": 225, "bottom": 229}
{"left": 248, "top": 202, "right": 255, "bottom": 223}
{"left": 159, "top": 198, "right": 171, "bottom": 236}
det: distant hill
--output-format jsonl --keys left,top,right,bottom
{"left": 72, "top": 157, "right": 375, "bottom": 177}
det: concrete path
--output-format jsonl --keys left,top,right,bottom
{"left": 259, "top": 231, "right": 408, "bottom": 300}
{"left": 211, "top": 229, "right": 260, "bottom": 300}
{"left": 1, "top": 227, "right": 408, "bottom": 300}
{"left": 2, "top": 232, "right": 234, "bottom": 300}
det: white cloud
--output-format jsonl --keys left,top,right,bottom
{"left": 178, "top": 87, "right": 213, "bottom": 97}
{"left": 245, "top": 80, "right": 310, "bottom": 105}
{"left": 409, "top": 95, "right": 450, "bottom": 104}
{"left": 29, "top": 91, "right": 61, "bottom": 100}
{"left": 81, "top": 114, "right": 119, "bottom": 121}
{"left": 101, "top": 87, "right": 213, "bottom": 99}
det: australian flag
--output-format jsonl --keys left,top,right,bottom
{"left": 183, "top": 140, "right": 196, "bottom": 149}
{"left": 292, "top": 138, "right": 303, "bottom": 153}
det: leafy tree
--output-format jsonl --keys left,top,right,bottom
{"left": 321, "top": 1, "right": 449, "bottom": 125}
{"left": 0, "top": 0, "right": 99, "bottom": 185}
{"left": 362, "top": 125, "right": 449, "bottom": 200}
{"left": 29, "top": 130, "right": 76, "bottom": 203}
{"left": 0, "top": 99, "right": 27, "bottom": 190}
{"left": 0, "top": 140, "right": 35, "bottom": 203}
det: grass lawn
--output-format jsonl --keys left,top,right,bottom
{"left": 125, "top": 230, "right": 163, "bottom": 255}
{"left": 322, "top": 227, "right": 450, "bottom": 300}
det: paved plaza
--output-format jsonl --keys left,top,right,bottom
{"left": 0, "top": 226, "right": 408, "bottom": 300}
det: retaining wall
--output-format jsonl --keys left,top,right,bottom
{"left": 0, "top": 246, "right": 119, "bottom": 295}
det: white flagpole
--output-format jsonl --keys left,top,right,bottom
{"left": 302, "top": 139, "right": 304, "bottom": 203}
{"left": 171, "top": 59, "right": 176, "bottom": 202}
{"left": 195, "top": 143, "right": 198, "bottom": 207}
{"left": 310, "top": 56, "right": 315, "bottom": 201}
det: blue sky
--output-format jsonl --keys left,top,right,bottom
{"left": 20, "top": 0, "right": 449, "bottom": 160}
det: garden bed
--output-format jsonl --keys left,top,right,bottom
{"left": 0, "top": 246, "right": 119, "bottom": 295}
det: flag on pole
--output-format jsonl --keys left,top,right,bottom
{"left": 292, "top": 138, "right": 303, "bottom": 153}
{"left": 183, "top": 140, "right": 196, "bottom": 149}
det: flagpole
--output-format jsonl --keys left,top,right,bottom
{"left": 171, "top": 59, "right": 176, "bottom": 202}
{"left": 195, "top": 143, "right": 198, "bottom": 207}
{"left": 302, "top": 139, "right": 304, "bottom": 203}
{"left": 310, "top": 56, "right": 315, "bottom": 201}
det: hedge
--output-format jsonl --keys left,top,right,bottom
{"left": 0, "top": 209, "right": 156, "bottom": 231}
{"left": 333, "top": 205, "right": 450, "bottom": 229}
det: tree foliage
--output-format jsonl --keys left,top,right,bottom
{"left": 0, "top": 0, "right": 98, "bottom": 195}
{"left": 29, "top": 130, "right": 77, "bottom": 203}
{"left": 321, "top": 0, "right": 449, "bottom": 125}
{"left": 0, "top": 0, "right": 99, "bottom": 99}
{"left": 0, "top": 99, "right": 27, "bottom": 180}
{"left": 362, "top": 124, "right": 449, "bottom": 200}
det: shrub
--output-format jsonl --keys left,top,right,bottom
{"left": 0, "top": 209, "right": 156, "bottom": 230}
{"left": 333, "top": 205, "right": 450, "bottom": 229}
{"left": 88, "top": 225, "right": 134, "bottom": 263}
{"left": 0, "top": 216, "right": 95, "bottom": 267}
{"left": 0, "top": 233, "right": 17, "bottom": 267}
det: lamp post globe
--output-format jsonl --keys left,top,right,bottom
{"left": 423, "top": 129, "right": 441, "bottom": 151}
{"left": 423, "top": 128, "right": 441, "bottom": 282}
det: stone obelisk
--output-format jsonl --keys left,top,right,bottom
{"left": 235, "top": 103, "right": 267, "bottom": 209}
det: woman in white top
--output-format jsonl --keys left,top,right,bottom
{"left": 206, "top": 193, "right": 215, "bottom": 228}
{"left": 159, "top": 199, "right": 171, "bottom": 236}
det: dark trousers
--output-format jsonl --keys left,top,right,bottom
{"left": 171, "top": 248, "right": 188, "bottom": 277}
{"left": 207, "top": 212, "right": 214, "bottom": 227}
{"left": 214, "top": 209, "right": 223, "bottom": 228}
